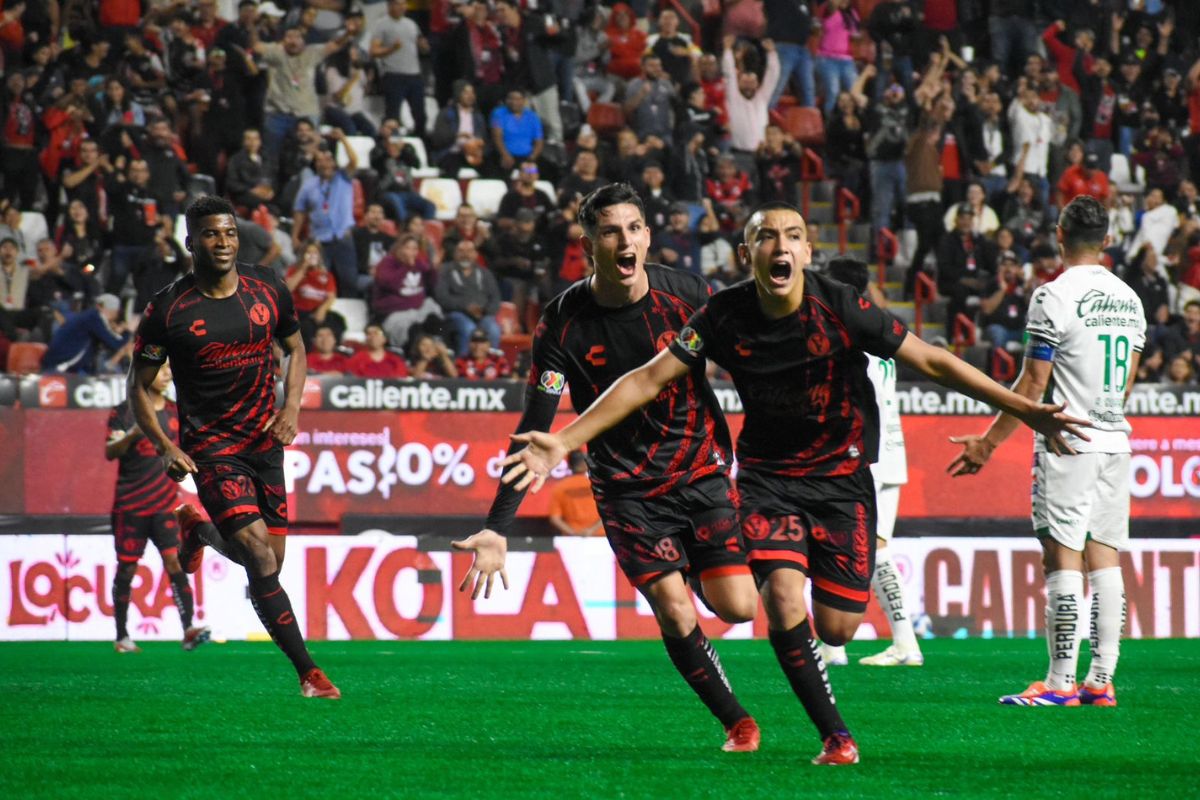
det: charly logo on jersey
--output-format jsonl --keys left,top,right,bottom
{"left": 538, "top": 370, "right": 566, "bottom": 395}
{"left": 1075, "top": 288, "right": 1140, "bottom": 318}
{"left": 678, "top": 327, "right": 703, "bottom": 353}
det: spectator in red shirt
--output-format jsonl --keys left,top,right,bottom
{"left": 605, "top": 3, "right": 646, "bottom": 81}
{"left": 1041, "top": 20, "right": 1094, "bottom": 96}
{"left": 191, "top": 0, "right": 229, "bottom": 50}
{"left": 705, "top": 155, "right": 754, "bottom": 231}
{"left": 455, "top": 327, "right": 511, "bottom": 379}
{"left": 306, "top": 323, "right": 350, "bottom": 375}
{"left": 1056, "top": 144, "right": 1110, "bottom": 206}
{"left": 346, "top": 324, "right": 410, "bottom": 378}
{"left": 286, "top": 241, "right": 345, "bottom": 347}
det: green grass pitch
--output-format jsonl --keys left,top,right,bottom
{"left": 3, "top": 638, "right": 1196, "bottom": 799}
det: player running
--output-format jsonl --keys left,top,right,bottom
{"left": 821, "top": 258, "right": 923, "bottom": 668}
{"left": 497, "top": 201, "right": 1089, "bottom": 764}
{"left": 454, "top": 183, "right": 762, "bottom": 752}
{"left": 106, "top": 362, "right": 211, "bottom": 653}
{"left": 949, "top": 195, "right": 1144, "bottom": 707}
{"left": 128, "top": 195, "right": 339, "bottom": 699}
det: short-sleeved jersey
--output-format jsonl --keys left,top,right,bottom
{"left": 670, "top": 270, "right": 908, "bottom": 477}
{"left": 107, "top": 400, "right": 180, "bottom": 515}
{"left": 132, "top": 264, "right": 300, "bottom": 460}
{"left": 868, "top": 353, "right": 907, "bottom": 486}
{"left": 485, "top": 264, "right": 732, "bottom": 532}
{"left": 1025, "top": 264, "right": 1146, "bottom": 454}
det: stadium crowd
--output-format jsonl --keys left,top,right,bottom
{"left": 0, "top": 0, "right": 1198, "bottom": 385}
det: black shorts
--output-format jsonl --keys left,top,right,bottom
{"left": 737, "top": 467, "right": 876, "bottom": 613}
{"left": 194, "top": 449, "right": 288, "bottom": 538}
{"left": 112, "top": 511, "right": 179, "bottom": 563}
{"left": 596, "top": 473, "right": 748, "bottom": 588}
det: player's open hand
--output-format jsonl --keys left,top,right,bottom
{"left": 264, "top": 406, "right": 300, "bottom": 445}
{"left": 451, "top": 530, "right": 509, "bottom": 599}
{"left": 162, "top": 444, "right": 198, "bottom": 482}
{"left": 1022, "top": 402, "right": 1092, "bottom": 455}
{"left": 946, "top": 434, "right": 993, "bottom": 477}
{"left": 500, "top": 431, "right": 567, "bottom": 493}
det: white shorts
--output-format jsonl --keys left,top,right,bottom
{"left": 874, "top": 481, "right": 901, "bottom": 543}
{"left": 1031, "top": 451, "right": 1130, "bottom": 552}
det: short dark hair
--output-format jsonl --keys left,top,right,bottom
{"left": 577, "top": 183, "right": 645, "bottom": 237}
{"left": 1058, "top": 195, "right": 1108, "bottom": 253}
{"left": 826, "top": 257, "right": 870, "bottom": 293}
{"left": 743, "top": 201, "right": 805, "bottom": 244}
{"left": 185, "top": 195, "right": 236, "bottom": 237}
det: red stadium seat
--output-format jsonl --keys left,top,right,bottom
{"left": 782, "top": 106, "right": 825, "bottom": 147}
{"left": 496, "top": 301, "right": 521, "bottom": 335}
{"left": 6, "top": 342, "right": 47, "bottom": 375}
{"left": 500, "top": 334, "right": 532, "bottom": 367}
{"left": 586, "top": 102, "right": 625, "bottom": 137}
{"left": 422, "top": 219, "right": 445, "bottom": 255}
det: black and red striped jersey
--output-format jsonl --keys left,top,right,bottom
{"left": 131, "top": 263, "right": 299, "bottom": 460}
{"left": 485, "top": 264, "right": 733, "bottom": 532}
{"left": 107, "top": 401, "right": 180, "bottom": 515}
{"left": 669, "top": 269, "right": 908, "bottom": 477}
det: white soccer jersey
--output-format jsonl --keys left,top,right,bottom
{"left": 1024, "top": 265, "right": 1146, "bottom": 454}
{"left": 868, "top": 354, "right": 908, "bottom": 485}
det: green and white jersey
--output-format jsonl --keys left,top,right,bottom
{"left": 867, "top": 354, "right": 907, "bottom": 485}
{"left": 1025, "top": 265, "right": 1146, "bottom": 454}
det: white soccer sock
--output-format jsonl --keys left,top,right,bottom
{"left": 871, "top": 551, "right": 920, "bottom": 652}
{"left": 1084, "top": 567, "right": 1125, "bottom": 689}
{"left": 1043, "top": 570, "right": 1085, "bottom": 692}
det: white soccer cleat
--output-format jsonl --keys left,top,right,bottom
{"left": 819, "top": 643, "right": 848, "bottom": 666}
{"left": 859, "top": 645, "right": 924, "bottom": 667}
{"left": 114, "top": 637, "right": 141, "bottom": 654}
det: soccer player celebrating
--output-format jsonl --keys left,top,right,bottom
{"left": 454, "top": 183, "right": 763, "bottom": 753}
{"left": 949, "top": 195, "right": 1145, "bottom": 707}
{"left": 821, "top": 257, "right": 923, "bottom": 668}
{"left": 496, "top": 201, "right": 1088, "bottom": 764}
{"left": 106, "top": 362, "right": 210, "bottom": 653}
{"left": 128, "top": 195, "right": 339, "bottom": 699}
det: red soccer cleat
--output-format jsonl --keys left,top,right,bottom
{"left": 300, "top": 668, "right": 341, "bottom": 699}
{"left": 174, "top": 504, "right": 207, "bottom": 575}
{"left": 722, "top": 717, "right": 761, "bottom": 752}
{"left": 181, "top": 625, "right": 211, "bottom": 651}
{"left": 812, "top": 732, "right": 860, "bottom": 765}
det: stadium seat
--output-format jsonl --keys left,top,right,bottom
{"left": 499, "top": 333, "right": 532, "bottom": 366}
{"left": 535, "top": 180, "right": 559, "bottom": 204}
{"left": 496, "top": 301, "right": 521, "bottom": 335}
{"left": 403, "top": 136, "right": 441, "bottom": 179}
{"left": 586, "top": 102, "right": 625, "bottom": 137}
{"left": 1109, "top": 153, "right": 1145, "bottom": 194}
{"left": 336, "top": 135, "right": 376, "bottom": 170}
{"left": 331, "top": 298, "right": 369, "bottom": 337}
{"left": 173, "top": 214, "right": 189, "bottom": 251}
{"left": 418, "top": 178, "right": 464, "bottom": 221}
{"left": 187, "top": 173, "right": 216, "bottom": 203}
{"left": 465, "top": 179, "right": 508, "bottom": 220}
{"left": 6, "top": 342, "right": 47, "bottom": 375}
{"left": 781, "top": 106, "right": 825, "bottom": 147}
{"left": 423, "top": 219, "right": 445, "bottom": 253}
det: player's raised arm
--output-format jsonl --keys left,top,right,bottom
{"left": 893, "top": 331, "right": 1092, "bottom": 455}
{"left": 501, "top": 347, "right": 691, "bottom": 492}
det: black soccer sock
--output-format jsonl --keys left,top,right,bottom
{"left": 768, "top": 619, "right": 849, "bottom": 739}
{"left": 197, "top": 521, "right": 248, "bottom": 567}
{"left": 662, "top": 625, "right": 749, "bottom": 729}
{"left": 248, "top": 571, "right": 316, "bottom": 677}
{"left": 168, "top": 570, "right": 195, "bottom": 629}
{"left": 113, "top": 570, "right": 132, "bottom": 640}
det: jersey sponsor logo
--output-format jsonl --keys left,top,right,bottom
{"left": 538, "top": 370, "right": 566, "bottom": 395}
{"left": 196, "top": 339, "right": 271, "bottom": 369}
{"left": 249, "top": 303, "right": 270, "bottom": 326}
{"left": 677, "top": 327, "right": 702, "bottom": 353}
{"left": 37, "top": 376, "right": 68, "bottom": 408}
{"left": 655, "top": 330, "right": 678, "bottom": 352}
{"left": 1075, "top": 288, "right": 1140, "bottom": 319}
{"left": 190, "top": 319, "right": 207, "bottom": 337}
{"left": 584, "top": 345, "right": 607, "bottom": 366}
{"left": 807, "top": 332, "right": 830, "bottom": 356}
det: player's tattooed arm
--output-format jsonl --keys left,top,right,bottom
{"left": 128, "top": 360, "right": 196, "bottom": 481}
{"left": 265, "top": 330, "right": 306, "bottom": 445}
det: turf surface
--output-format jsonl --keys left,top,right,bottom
{"left": 3, "top": 638, "right": 1196, "bottom": 799}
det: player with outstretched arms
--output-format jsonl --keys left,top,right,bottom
{"left": 497, "top": 201, "right": 1089, "bottom": 764}
{"left": 949, "top": 195, "right": 1144, "bottom": 707}
{"left": 106, "top": 362, "right": 211, "bottom": 653}
{"left": 454, "top": 183, "right": 763, "bottom": 752}
{"left": 128, "top": 195, "right": 339, "bottom": 699}
{"left": 821, "top": 257, "right": 923, "bottom": 668}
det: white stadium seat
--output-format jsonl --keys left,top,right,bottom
{"left": 418, "top": 178, "right": 464, "bottom": 221}
{"left": 465, "top": 179, "right": 508, "bottom": 220}
{"left": 336, "top": 135, "right": 376, "bottom": 170}
{"left": 331, "top": 297, "right": 369, "bottom": 336}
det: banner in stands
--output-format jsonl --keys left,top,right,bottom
{"left": 2, "top": 534, "right": 1197, "bottom": 641}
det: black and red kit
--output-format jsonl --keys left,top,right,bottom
{"left": 107, "top": 401, "right": 181, "bottom": 562}
{"left": 486, "top": 264, "right": 746, "bottom": 586}
{"left": 669, "top": 269, "right": 909, "bottom": 610}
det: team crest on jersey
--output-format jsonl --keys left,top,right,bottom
{"left": 538, "top": 370, "right": 566, "bottom": 395}
{"left": 655, "top": 330, "right": 678, "bottom": 351}
{"left": 249, "top": 303, "right": 270, "bottom": 326}
{"left": 807, "top": 332, "right": 830, "bottom": 356}
{"left": 678, "top": 327, "right": 703, "bottom": 353}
